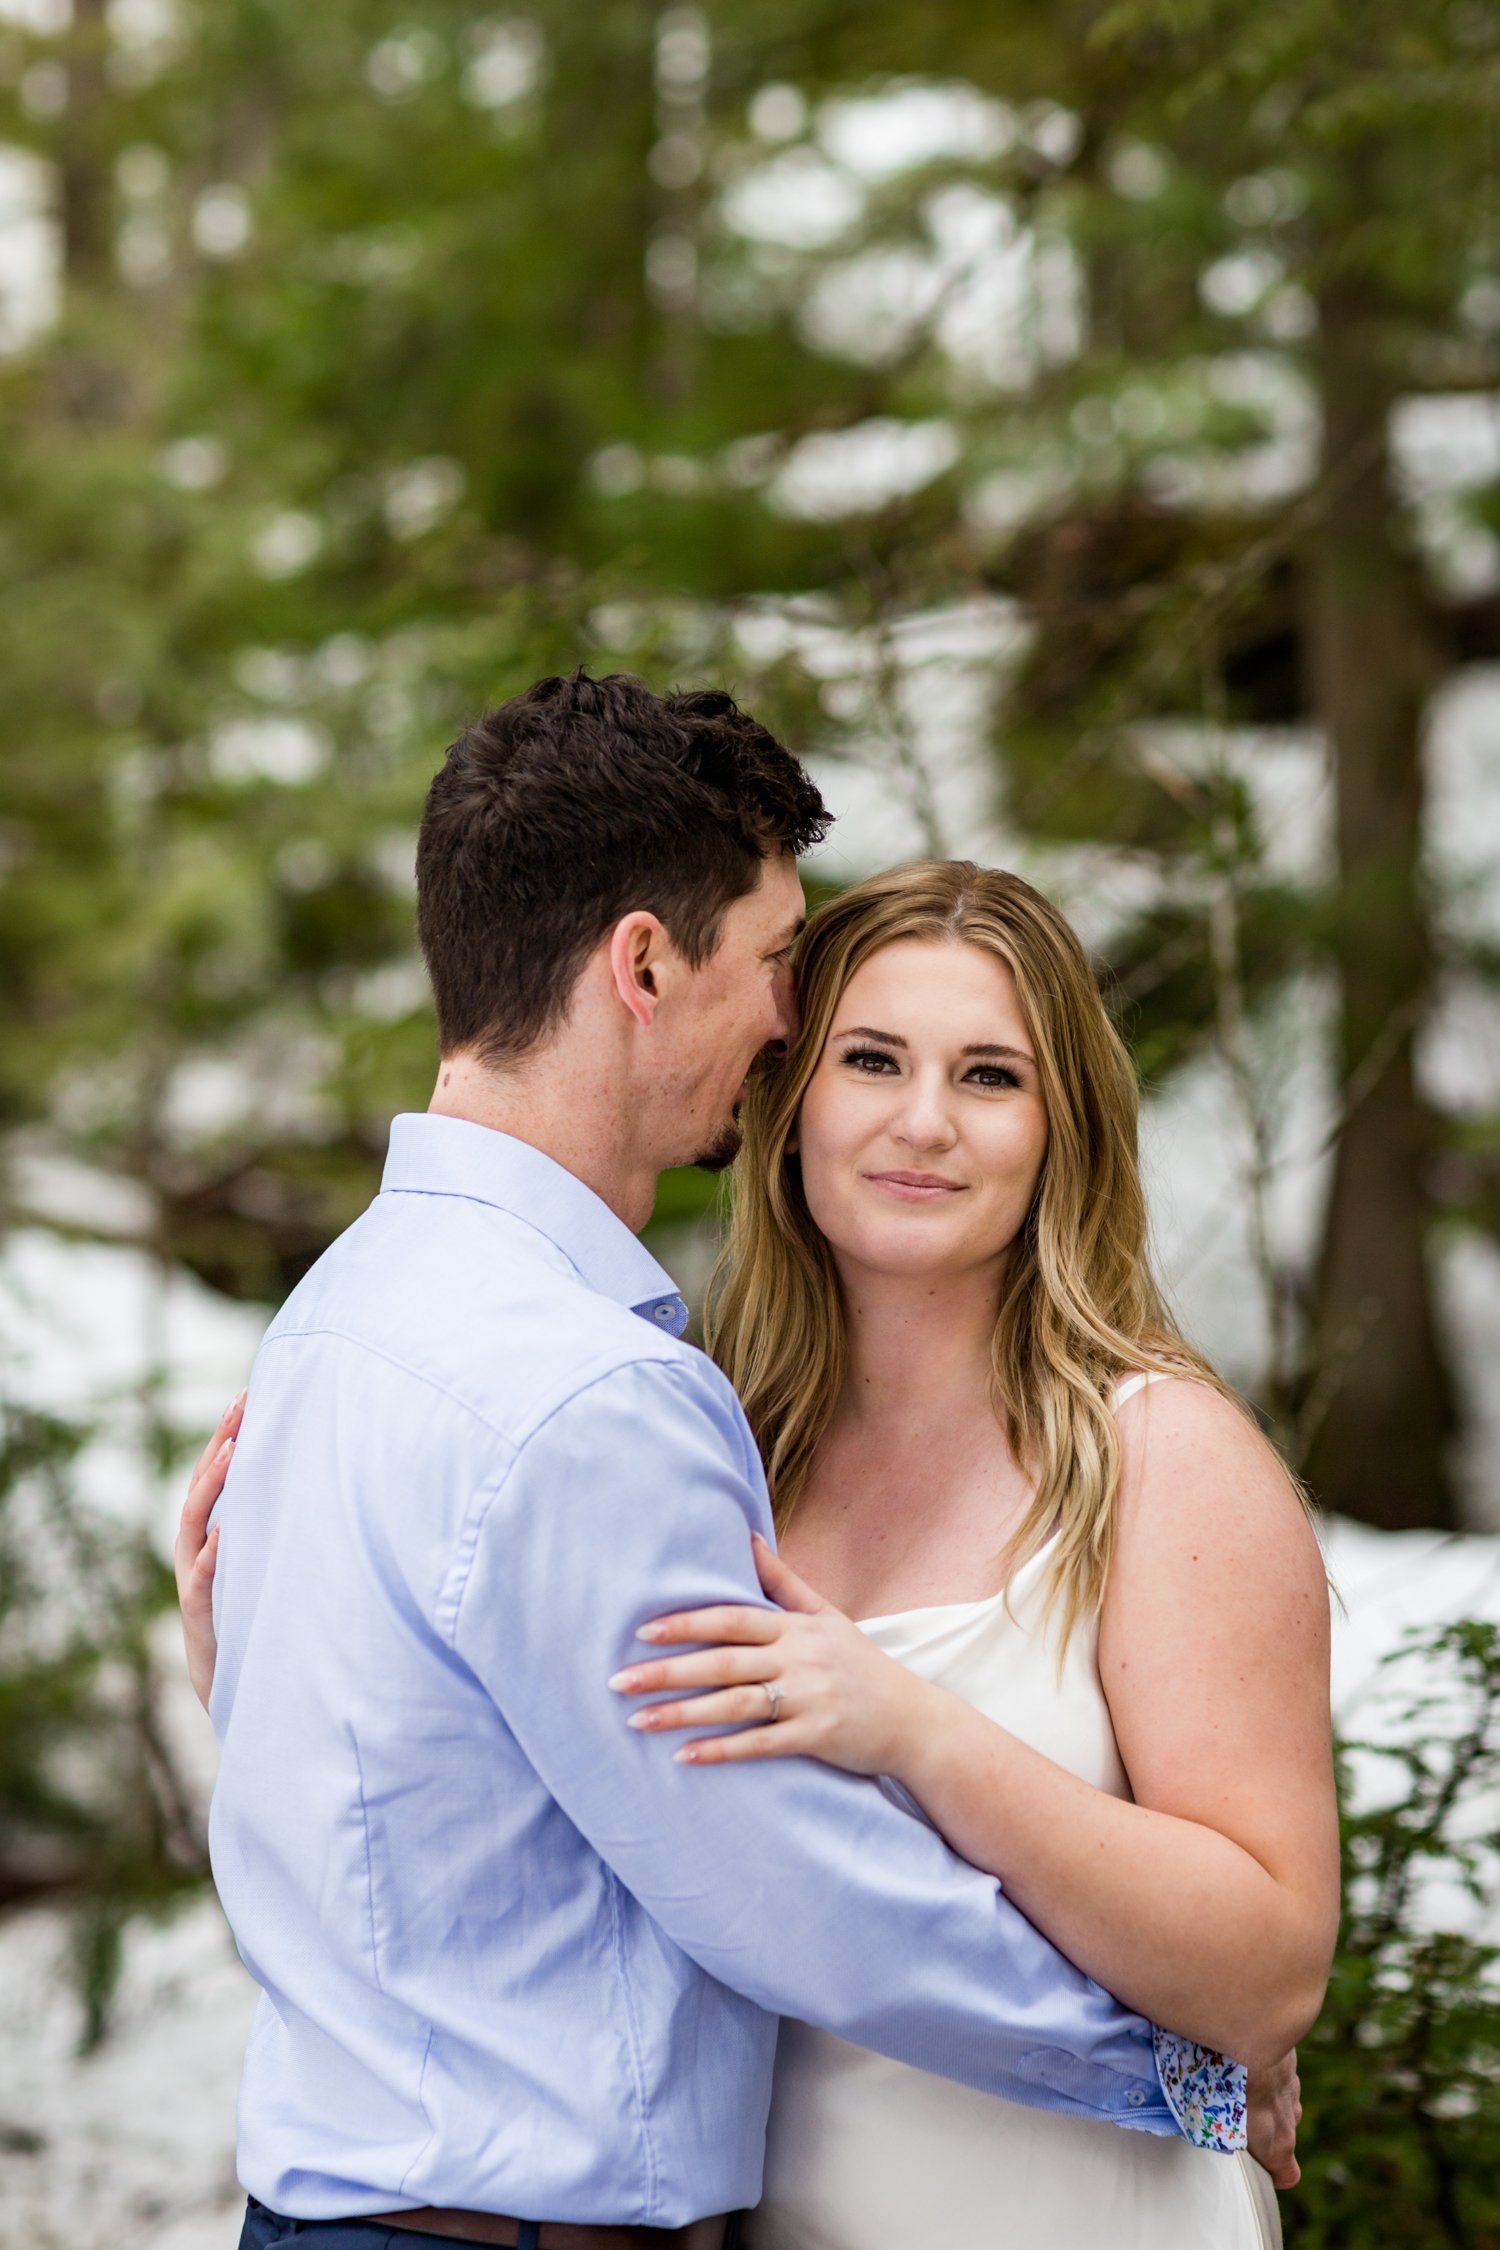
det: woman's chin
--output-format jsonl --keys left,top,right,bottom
{"left": 826, "top": 1220, "right": 982, "bottom": 1282}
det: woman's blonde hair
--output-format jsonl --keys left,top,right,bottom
{"left": 706, "top": 858, "right": 1254, "bottom": 1655}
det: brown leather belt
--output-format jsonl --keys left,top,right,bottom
{"left": 370, "top": 2210, "right": 733, "bottom": 2250}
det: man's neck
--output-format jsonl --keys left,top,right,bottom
{"left": 427, "top": 1051, "right": 660, "bottom": 1233}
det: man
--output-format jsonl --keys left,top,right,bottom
{"left": 184, "top": 671, "right": 1293, "bottom": 2250}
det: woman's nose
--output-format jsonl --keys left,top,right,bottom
{"left": 890, "top": 1076, "right": 957, "bottom": 1149}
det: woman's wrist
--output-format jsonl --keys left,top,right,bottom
{"left": 879, "top": 1670, "right": 962, "bottom": 1786}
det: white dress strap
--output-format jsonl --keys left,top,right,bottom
{"left": 1113, "top": 1370, "right": 1171, "bottom": 1407}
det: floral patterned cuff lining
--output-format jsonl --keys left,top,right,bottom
{"left": 1152, "top": 2026, "right": 1249, "bottom": 2151}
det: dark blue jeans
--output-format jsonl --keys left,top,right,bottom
{"left": 240, "top": 2202, "right": 529, "bottom": 2250}
{"left": 239, "top": 2202, "right": 742, "bottom": 2250}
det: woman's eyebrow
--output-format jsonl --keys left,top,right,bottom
{"left": 962, "top": 1041, "right": 1036, "bottom": 1065}
{"left": 832, "top": 1026, "right": 1036, "bottom": 1066}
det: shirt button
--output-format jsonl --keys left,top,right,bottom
{"left": 1126, "top": 2087, "right": 1147, "bottom": 2106}
{"left": 654, "top": 1303, "right": 674, "bottom": 1322}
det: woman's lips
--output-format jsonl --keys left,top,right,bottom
{"left": 865, "top": 1171, "right": 966, "bottom": 1201}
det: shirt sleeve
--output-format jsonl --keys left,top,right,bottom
{"left": 447, "top": 1349, "right": 1244, "bottom": 2148}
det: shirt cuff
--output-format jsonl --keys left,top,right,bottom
{"left": 1151, "top": 2026, "right": 1248, "bottom": 2151}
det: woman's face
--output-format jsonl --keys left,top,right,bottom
{"left": 795, "top": 937, "right": 1049, "bottom": 1285}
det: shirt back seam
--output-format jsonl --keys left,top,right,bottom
{"left": 607, "top": 1869, "right": 661, "bottom": 2223}
{"left": 259, "top": 1321, "right": 687, "bottom": 1455}
{"left": 396, "top": 2024, "right": 438, "bottom": 2201}
{"left": 348, "top": 1724, "right": 388, "bottom": 1998}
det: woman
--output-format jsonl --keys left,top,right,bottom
{"left": 180, "top": 861, "right": 1338, "bottom": 2249}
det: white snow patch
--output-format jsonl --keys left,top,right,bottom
{"left": 770, "top": 417, "right": 960, "bottom": 519}
{"left": 0, "top": 146, "right": 58, "bottom": 352}
{"left": 818, "top": 83, "right": 1016, "bottom": 178}
{"left": 0, "top": 1225, "right": 266, "bottom": 1537}
{"left": 0, "top": 1893, "right": 257, "bottom": 2250}
{"left": 720, "top": 148, "right": 863, "bottom": 250}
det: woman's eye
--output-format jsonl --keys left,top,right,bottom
{"left": 967, "top": 1065, "right": 1021, "bottom": 1090}
{"left": 843, "top": 1047, "right": 898, "bottom": 1075}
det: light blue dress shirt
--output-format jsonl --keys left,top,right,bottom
{"left": 208, "top": 1113, "right": 1242, "bottom": 2225}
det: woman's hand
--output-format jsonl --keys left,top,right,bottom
{"left": 174, "top": 1392, "right": 241, "bottom": 1711}
{"left": 609, "top": 1534, "right": 932, "bottom": 1774}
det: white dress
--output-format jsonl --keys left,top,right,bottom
{"left": 749, "top": 1376, "right": 1280, "bottom": 2250}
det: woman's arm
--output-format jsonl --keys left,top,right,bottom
{"left": 612, "top": 1380, "right": 1339, "bottom": 2075}
{"left": 173, "top": 1392, "right": 241, "bottom": 1709}
{"left": 891, "top": 1381, "right": 1338, "bottom": 2069}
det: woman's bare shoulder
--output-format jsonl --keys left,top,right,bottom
{"left": 1106, "top": 1371, "right": 1328, "bottom": 1641}
{"left": 1115, "top": 1371, "right": 1300, "bottom": 1500}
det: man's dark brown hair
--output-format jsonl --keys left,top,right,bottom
{"left": 416, "top": 669, "right": 830, "bottom": 1064}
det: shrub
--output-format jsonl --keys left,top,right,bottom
{"left": 1289, "top": 1623, "right": 1500, "bottom": 2247}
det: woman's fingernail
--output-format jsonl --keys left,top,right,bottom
{"left": 674, "top": 1746, "right": 697, "bottom": 1764}
{"left": 215, "top": 1438, "right": 233, "bottom": 1461}
{"left": 608, "top": 1670, "right": 637, "bottom": 1692}
{"left": 627, "top": 1711, "right": 654, "bottom": 1730}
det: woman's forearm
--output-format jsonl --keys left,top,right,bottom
{"left": 889, "top": 1674, "right": 1329, "bottom": 2069}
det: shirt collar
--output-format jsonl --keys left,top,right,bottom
{"left": 380, "top": 1113, "right": 689, "bottom": 1338}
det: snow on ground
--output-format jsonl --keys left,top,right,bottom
{"left": 2, "top": 1514, "right": 1497, "bottom": 2250}
{"left": 0, "top": 1893, "right": 258, "bottom": 2250}
{"left": 1325, "top": 1516, "right": 1500, "bottom": 1730}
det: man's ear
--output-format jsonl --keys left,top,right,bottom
{"left": 607, "top": 912, "right": 670, "bottom": 1030}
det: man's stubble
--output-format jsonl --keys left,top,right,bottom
{"left": 691, "top": 1121, "right": 742, "bottom": 1175}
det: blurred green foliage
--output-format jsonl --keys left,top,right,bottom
{"left": 1292, "top": 1623, "right": 1500, "bottom": 2249}
{"left": 0, "top": 1401, "right": 206, "bottom": 2047}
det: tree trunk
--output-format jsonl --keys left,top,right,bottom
{"left": 57, "top": 0, "right": 113, "bottom": 291}
{"left": 1301, "top": 273, "right": 1457, "bottom": 1529}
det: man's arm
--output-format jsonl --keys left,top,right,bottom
{"left": 447, "top": 1349, "right": 1245, "bottom": 2148}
